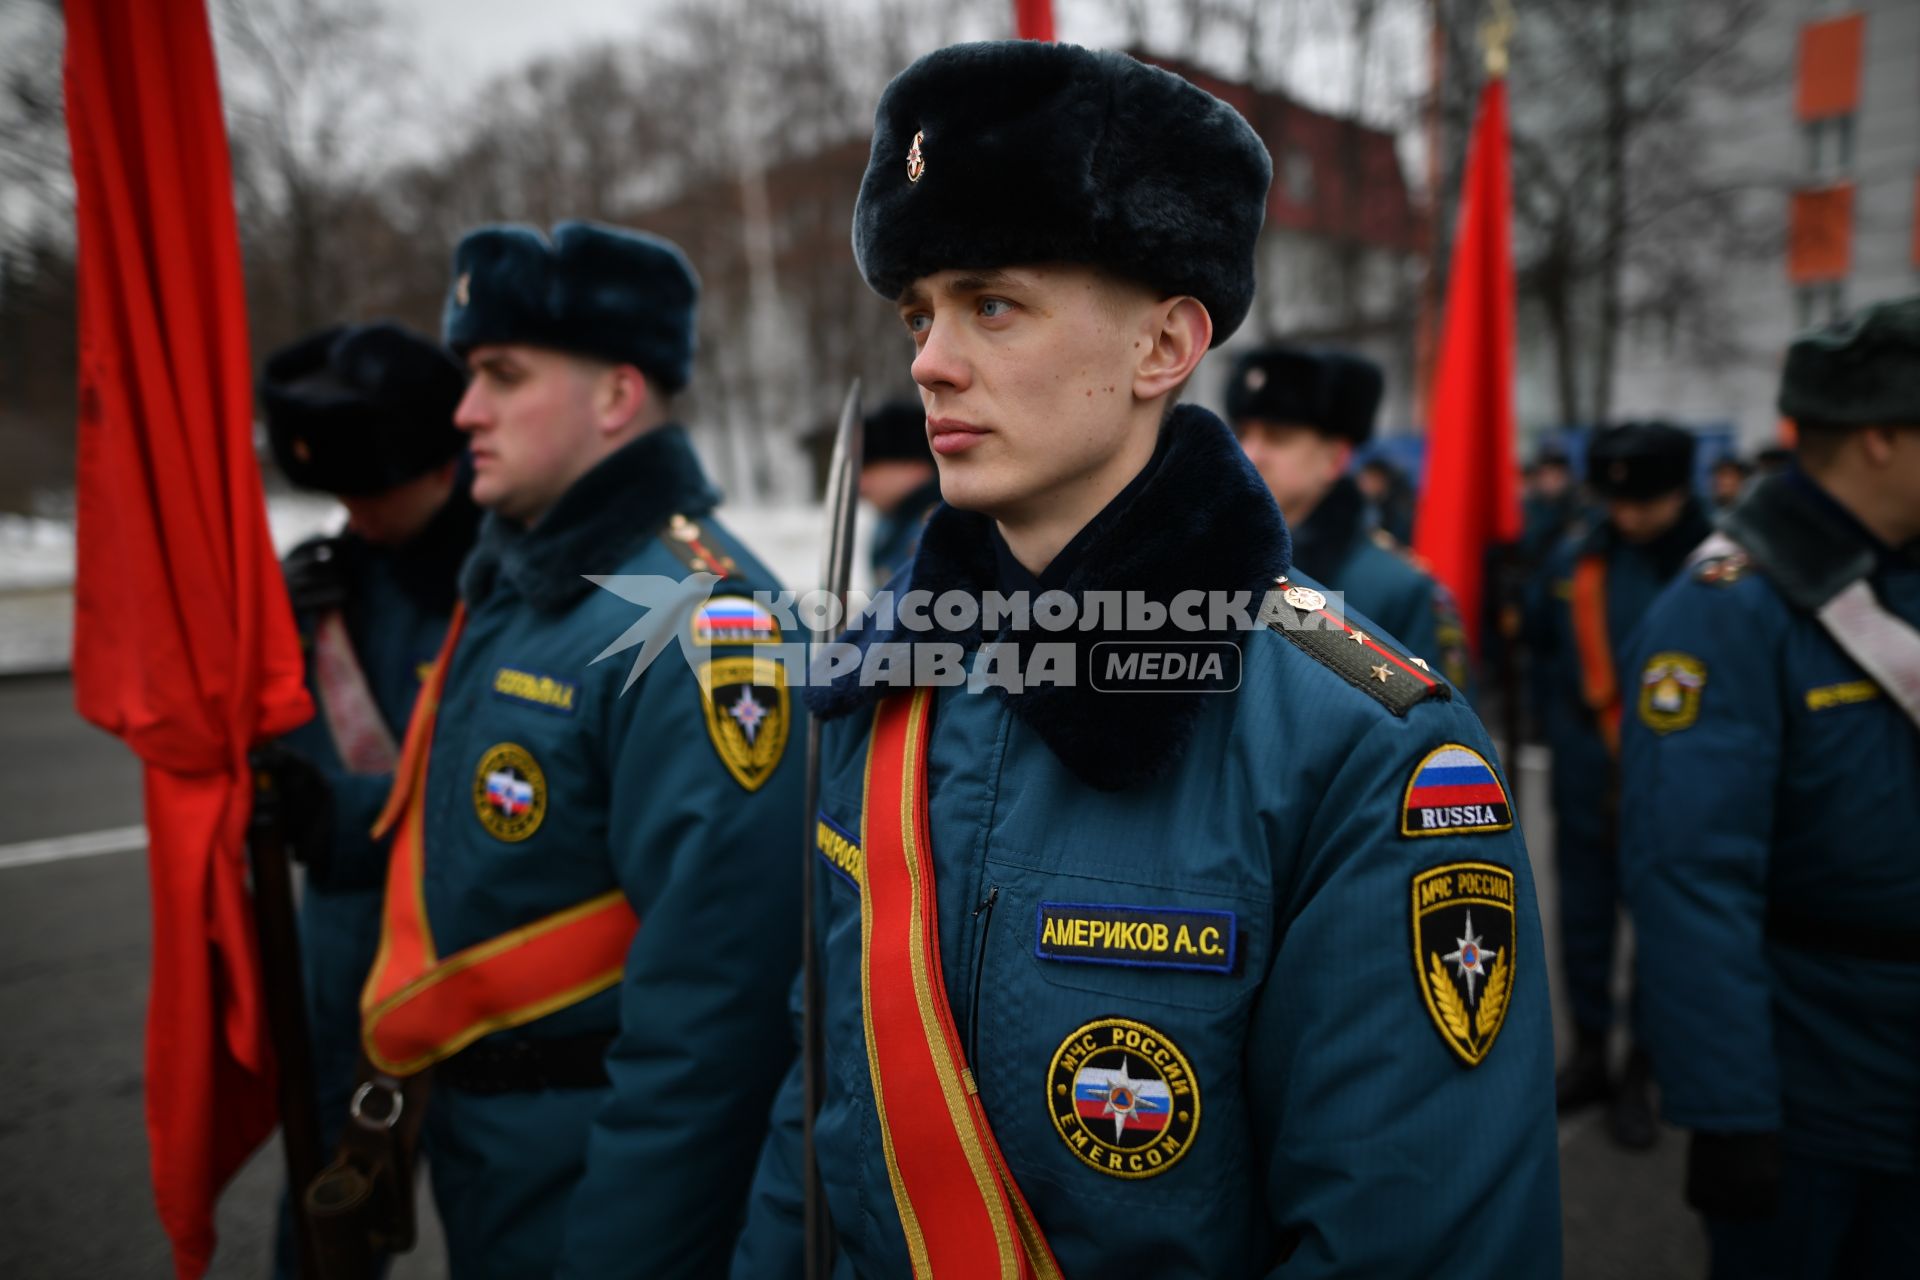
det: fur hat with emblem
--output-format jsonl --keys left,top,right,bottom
{"left": 853, "top": 41, "right": 1273, "bottom": 345}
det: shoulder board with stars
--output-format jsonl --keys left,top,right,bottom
{"left": 658, "top": 513, "right": 738, "bottom": 578}
{"left": 1691, "top": 549, "right": 1749, "bottom": 587}
{"left": 1260, "top": 578, "right": 1451, "bottom": 716}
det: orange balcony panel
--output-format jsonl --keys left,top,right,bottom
{"left": 1913, "top": 175, "right": 1920, "bottom": 269}
{"left": 1796, "top": 15, "right": 1864, "bottom": 120}
{"left": 1788, "top": 185, "right": 1853, "bottom": 283}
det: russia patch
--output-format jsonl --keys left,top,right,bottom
{"left": 1400, "top": 744, "right": 1513, "bottom": 838}
{"left": 1035, "top": 902, "right": 1235, "bottom": 974}
{"left": 692, "top": 596, "right": 781, "bottom": 646}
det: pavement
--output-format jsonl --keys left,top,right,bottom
{"left": 0, "top": 671, "right": 1705, "bottom": 1278}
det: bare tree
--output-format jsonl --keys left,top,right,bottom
{"left": 0, "top": 0, "right": 76, "bottom": 512}
{"left": 1489, "top": 0, "right": 1777, "bottom": 424}
{"left": 216, "top": 0, "right": 412, "bottom": 344}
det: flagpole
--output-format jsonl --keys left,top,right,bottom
{"left": 248, "top": 766, "right": 324, "bottom": 1280}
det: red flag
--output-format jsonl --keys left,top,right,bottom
{"left": 1412, "top": 77, "right": 1521, "bottom": 654}
{"left": 1014, "top": 0, "right": 1055, "bottom": 42}
{"left": 64, "top": 2, "right": 313, "bottom": 1274}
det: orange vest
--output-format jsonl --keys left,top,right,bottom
{"left": 1569, "top": 554, "right": 1622, "bottom": 754}
{"left": 860, "top": 688, "right": 1062, "bottom": 1279}
{"left": 359, "top": 606, "right": 639, "bottom": 1077}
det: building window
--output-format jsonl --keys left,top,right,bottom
{"left": 1796, "top": 281, "right": 1846, "bottom": 329}
{"left": 1804, "top": 115, "right": 1855, "bottom": 179}
{"left": 1283, "top": 148, "right": 1315, "bottom": 206}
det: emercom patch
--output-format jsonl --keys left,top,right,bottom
{"left": 1035, "top": 902, "right": 1236, "bottom": 974}
{"left": 1400, "top": 744, "right": 1513, "bottom": 837}
{"left": 1411, "top": 861, "right": 1516, "bottom": 1067}
{"left": 1638, "top": 652, "right": 1706, "bottom": 734}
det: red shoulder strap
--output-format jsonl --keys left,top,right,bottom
{"left": 360, "top": 605, "right": 639, "bottom": 1076}
{"left": 860, "top": 688, "right": 1061, "bottom": 1279}
{"left": 1570, "top": 555, "right": 1621, "bottom": 753}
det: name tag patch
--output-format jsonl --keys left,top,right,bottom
{"left": 815, "top": 812, "right": 861, "bottom": 888}
{"left": 1035, "top": 902, "right": 1235, "bottom": 974}
{"left": 492, "top": 666, "right": 578, "bottom": 715}
{"left": 1805, "top": 679, "right": 1880, "bottom": 712}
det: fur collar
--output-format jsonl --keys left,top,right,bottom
{"left": 460, "top": 423, "right": 719, "bottom": 612}
{"left": 808, "top": 404, "right": 1291, "bottom": 791}
{"left": 1723, "top": 471, "right": 1884, "bottom": 610}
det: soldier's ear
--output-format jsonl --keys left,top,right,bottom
{"left": 1858, "top": 424, "right": 1907, "bottom": 468}
{"left": 1133, "top": 295, "right": 1211, "bottom": 404}
{"left": 594, "top": 362, "right": 652, "bottom": 436}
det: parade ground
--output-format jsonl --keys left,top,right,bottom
{"left": 0, "top": 669, "right": 1703, "bottom": 1278}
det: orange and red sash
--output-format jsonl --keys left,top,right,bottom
{"left": 860, "top": 689, "right": 1061, "bottom": 1280}
{"left": 1570, "top": 554, "right": 1622, "bottom": 753}
{"left": 359, "top": 605, "right": 639, "bottom": 1077}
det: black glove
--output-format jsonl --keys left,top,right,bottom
{"left": 1685, "top": 1130, "right": 1781, "bottom": 1221}
{"left": 251, "top": 742, "right": 335, "bottom": 877}
{"left": 282, "top": 535, "right": 351, "bottom": 615}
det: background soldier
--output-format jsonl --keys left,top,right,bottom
{"left": 1355, "top": 453, "right": 1417, "bottom": 544}
{"left": 858, "top": 399, "right": 940, "bottom": 584}
{"left": 1532, "top": 420, "right": 1710, "bottom": 1148}
{"left": 1622, "top": 297, "right": 1920, "bottom": 1280}
{"left": 1229, "top": 345, "right": 1471, "bottom": 691}
{"left": 734, "top": 40, "right": 1559, "bottom": 1277}
{"left": 257, "top": 320, "right": 478, "bottom": 1279}
{"left": 363, "top": 220, "right": 802, "bottom": 1277}
{"left": 1709, "top": 453, "right": 1754, "bottom": 510}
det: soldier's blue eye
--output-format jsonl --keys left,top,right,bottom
{"left": 979, "top": 298, "right": 1011, "bottom": 318}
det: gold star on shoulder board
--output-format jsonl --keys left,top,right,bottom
{"left": 1350, "top": 629, "right": 1369, "bottom": 645}
{"left": 1371, "top": 662, "right": 1392, "bottom": 683}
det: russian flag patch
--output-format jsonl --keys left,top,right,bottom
{"left": 1400, "top": 743, "right": 1513, "bottom": 838}
{"left": 692, "top": 596, "right": 781, "bottom": 646}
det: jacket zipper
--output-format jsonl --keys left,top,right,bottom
{"left": 965, "top": 884, "right": 999, "bottom": 1066}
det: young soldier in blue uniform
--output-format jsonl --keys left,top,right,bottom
{"left": 1621, "top": 297, "right": 1920, "bottom": 1279}
{"left": 733, "top": 42, "right": 1559, "bottom": 1278}
{"left": 362, "top": 221, "right": 802, "bottom": 1278}
{"left": 260, "top": 321, "right": 479, "bottom": 1277}
{"left": 1228, "top": 345, "right": 1472, "bottom": 692}
{"left": 1531, "top": 421, "right": 1710, "bottom": 1148}
{"left": 858, "top": 400, "right": 940, "bottom": 584}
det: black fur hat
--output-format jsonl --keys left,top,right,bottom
{"left": 1778, "top": 295, "right": 1920, "bottom": 429}
{"left": 863, "top": 400, "right": 933, "bottom": 465}
{"left": 1224, "top": 345, "right": 1383, "bottom": 443}
{"left": 1585, "top": 421, "right": 1696, "bottom": 499}
{"left": 853, "top": 41, "right": 1272, "bottom": 346}
{"left": 441, "top": 220, "right": 700, "bottom": 391}
{"left": 261, "top": 322, "right": 467, "bottom": 497}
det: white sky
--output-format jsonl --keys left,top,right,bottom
{"left": 394, "top": 0, "right": 655, "bottom": 88}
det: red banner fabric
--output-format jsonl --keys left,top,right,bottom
{"left": 64, "top": 1, "right": 314, "bottom": 1274}
{"left": 1015, "top": 0, "right": 1055, "bottom": 42}
{"left": 1413, "top": 77, "right": 1521, "bottom": 654}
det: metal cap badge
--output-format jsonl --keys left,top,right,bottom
{"left": 906, "top": 130, "right": 926, "bottom": 183}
